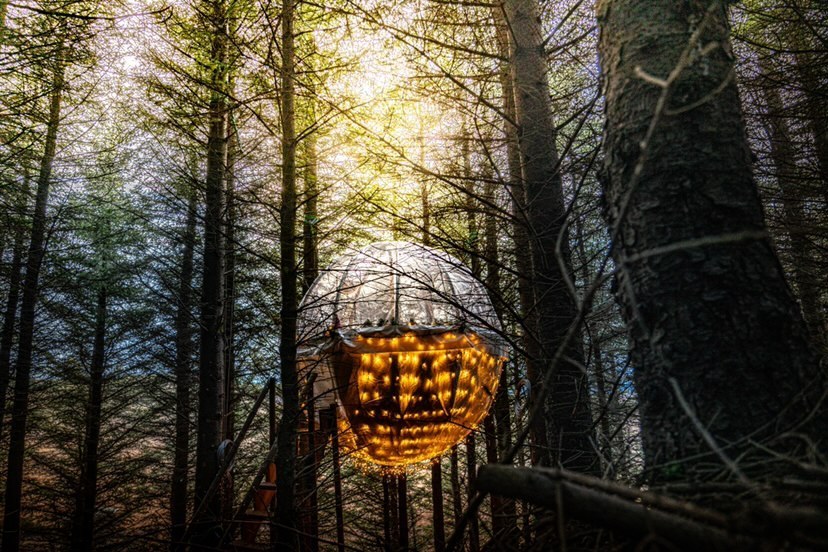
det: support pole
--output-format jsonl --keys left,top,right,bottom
{"left": 383, "top": 474, "right": 392, "bottom": 552}
{"left": 329, "top": 405, "right": 345, "bottom": 552}
{"left": 466, "top": 434, "right": 479, "bottom": 552}
{"left": 431, "top": 461, "right": 445, "bottom": 552}
{"left": 397, "top": 474, "right": 409, "bottom": 552}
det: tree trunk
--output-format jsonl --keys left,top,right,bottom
{"left": 597, "top": 0, "right": 826, "bottom": 485}
{"left": 170, "top": 190, "right": 197, "bottom": 550}
{"left": 224, "top": 109, "right": 237, "bottom": 443}
{"left": 494, "top": 4, "right": 544, "bottom": 468}
{"left": 193, "top": 0, "right": 227, "bottom": 544}
{"left": 0, "top": 194, "right": 26, "bottom": 439}
{"left": 70, "top": 287, "right": 107, "bottom": 552}
{"left": 462, "top": 129, "right": 480, "bottom": 277}
{"left": 275, "top": 0, "right": 300, "bottom": 547}
{"left": 1, "top": 59, "right": 63, "bottom": 552}
{"left": 502, "top": 0, "right": 597, "bottom": 474}
{"left": 760, "top": 58, "right": 826, "bottom": 351}
{"left": 483, "top": 172, "right": 519, "bottom": 544}
{"left": 792, "top": 35, "right": 828, "bottom": 202}
{"left": 302, "top": 132, "right": 319, "bottom": 295}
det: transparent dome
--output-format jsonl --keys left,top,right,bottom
{"left": 297, "top": 241, "right": 501, "bottom": 342}
{"left": 297, "top": 241, "right": 506, "bottom": 467}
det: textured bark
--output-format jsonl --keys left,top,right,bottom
{"left": 193, "top": 0, "right": 227, "bottom": 544}
{"left": 760, "top": 59, "right": 826, "bottom": 351}
{"left": 502, "top": 0, "right": 597, "bottom": 474}
{"left": 70, "top": 287, "right": 107, "bottom": 552}
{"left": 597, "top": 0, "right": 827, "bottom": 484}
{"left": 170, "top": 191, "right": 197, "bottom": 550}
{"left": 1, "top": 59, "right": 63, "bottom": 552}
{"left": 275, "top": 0, "right": 300, "bottom": 547}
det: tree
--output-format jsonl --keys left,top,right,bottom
{"left": 274, "top": 0, "right": 301, "bottom": 547}
{"left": 2, "top": 33, "right": 65, "bottom": 552}
{"left": 597, "top": 0, "right": 827, "bottom": 486}
{"left": 501, "top": 0, "right": 598, "bottom": 474}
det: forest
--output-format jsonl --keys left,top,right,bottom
{"left": 0, "top": 0, "right": 826, "bottom": 550}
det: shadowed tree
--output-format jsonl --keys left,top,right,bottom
{"left": 597, "top": 0, "right": 827, "bottom": 486}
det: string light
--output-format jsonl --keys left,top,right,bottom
{"left": 334, "top": 330, "right": 504, "bottom": 467}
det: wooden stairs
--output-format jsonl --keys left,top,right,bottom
{"left": 178, "top": 377, "right": 342, "bottom": 552}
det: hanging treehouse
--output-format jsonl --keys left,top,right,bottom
{"left": 297, "top": 241, "right": 506, "bottom": 467}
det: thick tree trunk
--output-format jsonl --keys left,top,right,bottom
{"left": 170, "top": 190, "right": 197, "bottom": 549}
{"left": 1, "top": 59, "right": 63, "bottom": 552}
{"left": 502, "top": 0, "right": 597, "bottom": 474}
{"left": 193, "top": 0, "right": 227, "bottom": 544}
{"left": 275, "top": 0, "right": 300, "bottom": 548}
{"left": 597, "top": 0, "right": 826, "bottom": 484}
{"left": 70, "top": 287, "right": 108, "bottom": 552}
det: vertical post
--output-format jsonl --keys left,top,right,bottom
{"left": 431, "top": 461, "right": 445, "bottom": 552}
{"left": 466, "top": 434, "right": 479, "bottom": 552}
{"left": 304, "top": 397, "right": 318, "bottom": 552}
{"left": 483, "top": 413, "right": 503, "bottom": 542}
{"left": 269, "top": 377, "right": 276, "bottom": 446}
{"left": 382, "top": 474, "right": 392, "bottom": 552}
{"left": 397, "top": 474, "right": 409, "bottom": 552}
{"left": 269, "top": 376, "right": 277, "bottom": 548}
{"left": 329, "top": 405, "right": 345, "bottom": 552}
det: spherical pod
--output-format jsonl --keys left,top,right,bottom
{"left": 297, "top": 241, "right": 506, "bottom": 467}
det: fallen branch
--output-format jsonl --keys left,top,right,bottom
{"left": 476, "top": 465, "right": 818, "bottom": 551}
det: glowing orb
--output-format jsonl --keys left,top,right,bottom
{"left": 298, "top": 241, "right": 506, "bottom": 467}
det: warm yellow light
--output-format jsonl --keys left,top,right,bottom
{"left": 335, "top": 329, "right": 504, "bottom": 467}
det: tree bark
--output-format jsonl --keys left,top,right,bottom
{"left": 275, "top": 0, "right": 300, "bottom": 548}
{"left": 170, "top": 190, "right": 197, "bottom": 550}
{"left": 502, "top": 0, "right": 597, "bottom": 474}
{"left": 70, "top": 287, "right": 108, "bottom": 552}
{"left": 1, "top": 58, "right": 63, "bottom": 552}
{"left": 193, "top": 0, "right": 228, "bottom": 544}
{"left": 597, "top": 0, "right": 826, "bottom": 484}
